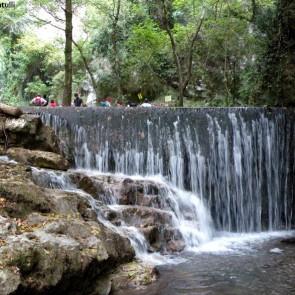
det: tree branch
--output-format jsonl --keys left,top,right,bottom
{"left": 30, "top": 14, "right": 65, "bottom": 31}
{"left": 161, "top": 0, "right": 183, "bottom": 86}
{"left": 184, "top": 17, "right": 204, "bottom": 88}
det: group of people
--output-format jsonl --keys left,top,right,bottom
{"left": 98, "top": 98, "right": 152, "bottom": 108}
{"left": 30, "top": 93, "right": 82, "bottom": 108}
{"left": 30, "top": 95, "right": 58, "bottom": 107}
{"left": 30, "top": 93, "right": 153, "bottom": 108}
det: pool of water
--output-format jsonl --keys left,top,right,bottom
{"left": 116, "top": 233, "right": 295, "bottom": 295}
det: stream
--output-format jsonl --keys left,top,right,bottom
{"left": 117, "top": 234, "right": 295, "bottom": 295}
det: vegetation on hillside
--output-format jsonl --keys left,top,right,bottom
{"left": 0, "top": 0, "right": 294, "bottom": 106}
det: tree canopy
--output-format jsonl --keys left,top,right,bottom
{"left": 0, "top": 0, "right": 294, "bottom": 106}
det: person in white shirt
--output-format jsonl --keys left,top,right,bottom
{"left": 30, "top": 95, "right": 48, "bottom": 106}
{"left": 140, "top": 99, "right": 152, "bottom": 108}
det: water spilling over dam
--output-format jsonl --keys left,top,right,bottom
{"left": 27, "top": 107, "right": 295, "bottom": 234}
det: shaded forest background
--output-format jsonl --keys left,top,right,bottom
{"left": 0, "top": 0, "right": 294, "bottom": 107}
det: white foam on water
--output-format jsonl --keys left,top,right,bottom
{"left": 188, "top": 231, "right": 295, "bottom": 255}
{"left": 31, "top": 167, "right": 73, "bottom": 190}
{"left": 270, "top": 248, "right": 284, "bottom": 254}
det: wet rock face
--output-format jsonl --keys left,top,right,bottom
{"left": 0, "top": 109, "right": 71, "bottom": 171}
{"left": 70, "top": 172, "right": 186, "bottom": 254}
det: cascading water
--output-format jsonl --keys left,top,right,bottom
{"left": 37, "top": 107, "right": 295, "bottom": 234}
{"left": 31, "top": 167, "right": 214, "bottom": 263}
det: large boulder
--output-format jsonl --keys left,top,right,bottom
{"left": 48, "top": 190, "right": 98, "bottom": 221}
{"left": 4, "top": 115, "right": 40, "bottom": 135}
{"left": 34, "top": 124, "right": 62, "bottom": 154}
{"left": 103, "top": 205, "right": 185, "bottom": 253}
{"left": 0, "top": 217, "right": 134, "bottom": 295}
{"left": 0, "top": 103, "right": 22, "bottom": 118}
{"left": 0, "top": 163, "right": 97, "bottom": 220}
{"left": 6, "top": 148, "right": 70, "bottom": 170}
{"left": 92, "top": 261, "right": 158, "bottom": 295}
{"left": 0, "top": 162, "right": 136, "bottom": 295}
{"left": 0, "top": 111, "right": 64, "bottom": 158}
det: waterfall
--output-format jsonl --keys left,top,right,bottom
{"left": 38, "top": 108, "right": 295, "bottom": 233}
{"left": 31, "top": 167, "right": 214, "bottom": 263}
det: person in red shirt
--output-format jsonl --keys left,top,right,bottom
{"left": 49, "top": 100, "right": 58, "bottom": 107}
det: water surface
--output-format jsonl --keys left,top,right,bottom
{"left": 116, "top": 234, "right": 295, "bottom": 295}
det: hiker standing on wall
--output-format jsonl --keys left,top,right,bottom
{"left": 73, "top": 93, "right": 83, "bottom": 107}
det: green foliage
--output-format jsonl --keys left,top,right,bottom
{"left": 123, "top": 19, "right": 170, "bottom": 98}
{"left": 25, "top": 76, "right": 50, "bottom": 98}
{"left": 0, "top": 0, "right": 292, "bottom": 106}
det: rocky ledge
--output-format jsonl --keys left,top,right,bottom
{"left": 0, "top": 104, "right": 157, "bottom": 295}
{"left": 68, "top": 172, "right": 186, "bottom": 253}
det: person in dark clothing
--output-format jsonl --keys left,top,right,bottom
{"left": 43, "top": 94, "right": 49, "bottom": 106}
{"left": 74, "top": 93, "right": 83, "bottom": 107}
{"left": 127, "top": 101, "right": 138, "bottom": 107}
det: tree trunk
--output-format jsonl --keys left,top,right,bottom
{"left": 160, "top": 0, "right": 203, "bottom": 107}
{"left": 63, "top": 0, "right": 73, "bottom": 106}
{"left": 112, "top": 0, "right": 122, "bottom": 98}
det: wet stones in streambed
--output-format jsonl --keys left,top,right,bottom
{"left": 69, "top": 172, "right": 187, "bottom": 254}
{"left": 69, "top": 173, "right": 108, "bottom": 198}
{"left": 69, "top": 172, "right": 166, "bottom": 208}
{"left": 101, "top": 205, "right": 172, "bottom": 227}
{"left": 97, "top": 261, "right": 159, "bottom": 294}
{"left": 118, "top": 206, "right": 173, "bottom": 227}
{"left": 103, "top": 206, "right": 185, "bottom": 253}
{"left": 140, "top": 225, "right": 185, "bottom": 253}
